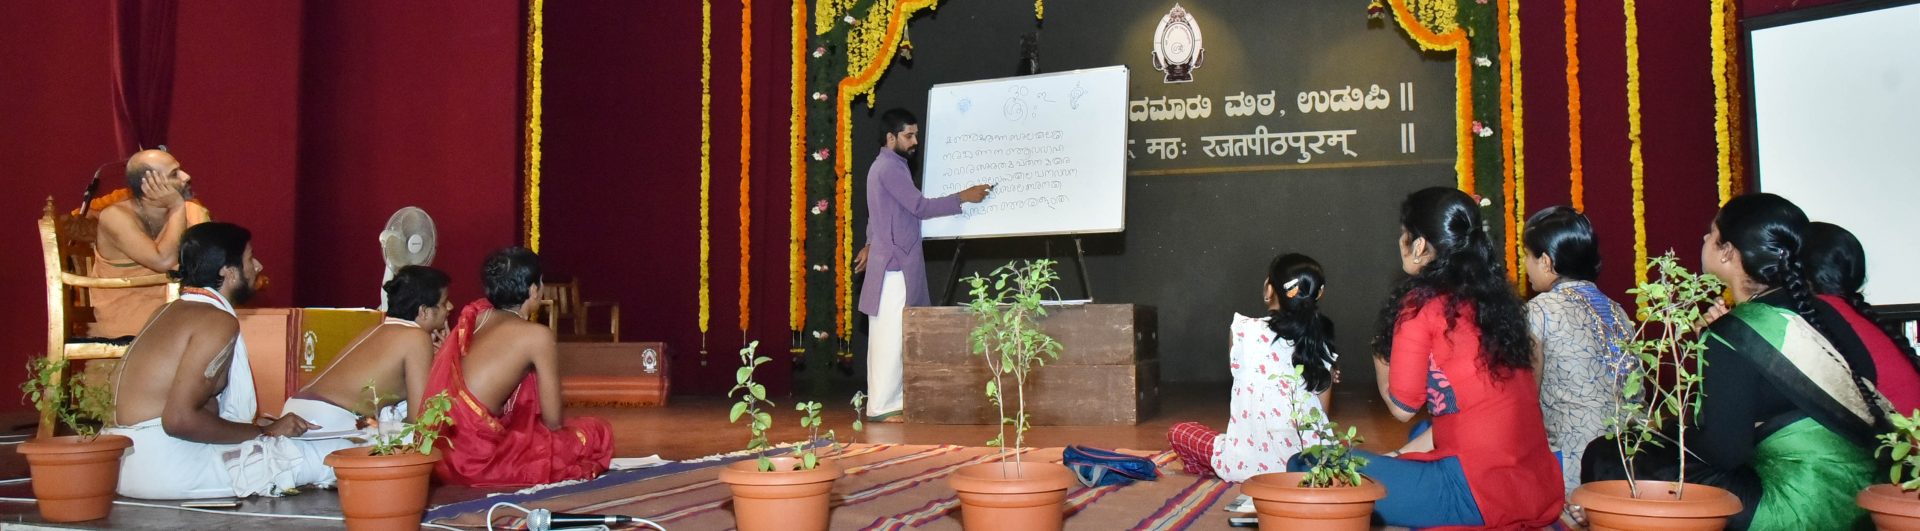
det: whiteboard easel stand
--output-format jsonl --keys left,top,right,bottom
{"left": 939, "top": 234, "right": 1096, "bottom": 306}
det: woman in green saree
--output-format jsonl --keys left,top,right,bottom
{"left": 1583, "top": 193, "right": 1886, "bottom": 530}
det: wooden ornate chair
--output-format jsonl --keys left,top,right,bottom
{"left": 535, "top": 276, "right": 621, "bottom": 342}
{"left": 39, "top": 197, "right": 177, "bottom": 437}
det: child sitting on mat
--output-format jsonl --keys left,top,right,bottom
{"left": 1167, "top": 253, "right": 1337, "bottom": 483}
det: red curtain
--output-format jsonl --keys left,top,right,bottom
{"left": 110, "top": 0, "right": 177, "bottom": 154}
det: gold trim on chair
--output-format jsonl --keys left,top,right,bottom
{"left": 39, "top": 197, "right": 178, "bottom": 437}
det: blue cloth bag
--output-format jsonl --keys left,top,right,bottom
{"left": 1062, "top": 445, "right": 1159, "bottom": 487}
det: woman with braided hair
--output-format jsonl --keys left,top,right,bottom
{"left": 1584, "top": 193, "right": 1884, "bottom": 529}
{"left": 1803, "top": 221, "right": 1920, "bottom": 414}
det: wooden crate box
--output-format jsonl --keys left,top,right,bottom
{"left": 903, "top": 304, "right": 1157, "bottom": 425}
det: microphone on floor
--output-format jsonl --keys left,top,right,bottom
{"left": 526, "top": 508, "right": 638, "bottom": 530}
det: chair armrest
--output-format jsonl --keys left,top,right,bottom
{"left": 62, "top": 272, "right": 171, "bottom": 289}
{"left": 582, "top": 301, "right": 620, "bottom": 342}
{"left": 539, "top": 300, "right": 559, "bottom": 329}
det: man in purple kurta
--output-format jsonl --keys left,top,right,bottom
{"left": 853, "top": 108, "right": 990, "bottom": 422}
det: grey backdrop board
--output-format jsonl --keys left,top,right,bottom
{"left": 848, "top": 0, "right": 1456, "bottom": 385}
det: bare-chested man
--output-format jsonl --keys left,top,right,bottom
{"left": 282, "top": 265, "right": 451, "bottom": 430}
{"left": 90, "top": 149, "right": 213, "bottom": 338}
{"left": 106, "top": 222, "right": 353, "bottom": 500}
{"left": 424, "top": 247, "right": 612, "bottom": 487}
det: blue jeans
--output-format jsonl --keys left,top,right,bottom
{"left": 1289, "top": 449, "right": 1485, "bottom": 528}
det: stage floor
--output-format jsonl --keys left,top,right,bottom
{"left": 0, "top": 383, "right": 1413, "bottom": 530}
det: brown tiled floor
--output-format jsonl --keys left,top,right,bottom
{"left": 0, "top": 383, "right": 1415, "bottom": 529}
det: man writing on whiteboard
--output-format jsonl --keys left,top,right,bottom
{"left": 853, "top": 108, "right": 991, "bottom": 423}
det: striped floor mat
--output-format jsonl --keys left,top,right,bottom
{"left": 423, "top": 444, "right": 1239, "bottom": 530}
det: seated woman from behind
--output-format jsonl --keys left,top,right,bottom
{"left": 1583, "top": 193, "right": 1886, "bottom": 529}
{"left": 1802, "top": 221, "right": 1920, "bottom": 414}
{"left": 1519, "top": 206, "right": 1633, "bottom": 498}
{"left": 1167, "top": 253, "right": 1338, "bottom": 483}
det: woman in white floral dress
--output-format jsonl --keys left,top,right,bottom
{"left": 1167, "top": 253, "right": 1337, "bottom": 483}
{"left": 1521, "top": 206, "right": 1634, "bottom": 497}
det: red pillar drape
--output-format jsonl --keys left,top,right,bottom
{"left": 110, "top": 0, "right": 178, "bottom": 154}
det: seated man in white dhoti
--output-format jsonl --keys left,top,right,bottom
{"left": 282, "top": 265, "right": 451, "bottom": 429}
{"left": 107, "top": 222, "right": 355, "bottom": 499}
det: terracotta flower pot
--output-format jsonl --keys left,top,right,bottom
{"left": 947, "top": 460, "right": 1077, "bottom": 531}
{"left": 1571, "top": 480, "right": 1743, "bottom": 531}
{"left": 1238, "top": 471, "right": 1386, "bottom": 530}
{"left": 324, "top": 447, "right": 444, "bottom": 531}
{"left": 718, "top": 456, "right": 845, "bottom": 531}
{"left": 1859, "top": 484, "right": 1920, "bottom": 530}
{"left": 17, "top": 434, "right": 132, "bottom": 522}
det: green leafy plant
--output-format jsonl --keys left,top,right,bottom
{"left": 850, "top": 391, "right": 867, "bottom": 435}
{"left": 1272, "top": 365, "right": 1368, "bottom": 488}
{"left": 790, "top": 401, "right": 830, "bottom": 470}
{"left": 962, "top": 259, "right": 1064, "bottom": 470}
{"left": 1291, "top": 407, "right": 1369, "bottom": 488}
{"left": 20, "top": 357, "right": 111, "bottom": 440}
{"left": 362, "top": 383, "right": 454, "bottom": 456}
{"left": 728, "top": 341, "right": 779, "bottom": 471}
{"left": 1602, "top": 251, "right": 1724, "bottom": 498}
{"left": 1876, "top": 411, "right": 1920, "bottom": 490}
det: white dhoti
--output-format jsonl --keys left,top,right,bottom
{"left": 108, "top": 290, "right": 355, "bottom": 500}
{"left": 279, "top": 397, "right": 361, "bottom": 436}
{"left": 866, "top": 271, "right": 906, "bottom": 418}
{"left": 107, "top": 419, "right": 354, "bottom": 500}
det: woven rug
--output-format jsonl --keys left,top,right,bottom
{"left": 423, "top": 443, "right": 1241, "bottom": 530}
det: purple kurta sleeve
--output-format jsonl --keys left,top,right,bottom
{"left": 858, "top": 150, "right": 964, "bottom": 315}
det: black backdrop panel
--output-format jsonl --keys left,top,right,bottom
{"left": 848, "top": 0, "right": 1458, "bottom": 384}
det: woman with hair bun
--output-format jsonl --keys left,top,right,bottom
{"left": 1309, "top": 186, "right": 1561, "bottom": 529}
{"left": 1519, "top": 206, "right": 1634, "bottom": 499}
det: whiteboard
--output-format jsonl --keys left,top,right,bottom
{"left": 1750, "top": 2, "right": 1920, "bottom": 305}
{"left": 921, "top": 66, "right": 1129, "bottom": 239}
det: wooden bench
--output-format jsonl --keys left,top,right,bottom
{"left": 558, "top": 342, "right": 670, "bottom": 407}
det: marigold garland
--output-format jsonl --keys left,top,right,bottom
{"left": 1506, "top": 0, "right": 1526, "bottom": 289}
{"left": 832, "top": 0, "right": 942, "bottom": 338}
{"left": 523, "top": 0, "right": 545, "bottom": 252}
{"left": 739, "top": 0, "right": 753, "bottom": 332}
{"left": 814, "top": 0, "right": 856, "bottom": 35}
{"left": 1386, "top": 0, "right": 1474, "bottom": 192}
{"left": 1564, "top": 0, "right": 1583, "bottom": 210}
{"left": 699, "top": 0, "right": 713, "bottom": 339}
{"left": 1711, "top": 0, "right": 1734, "bottom": 204}
{"left": 1723, "top": 0, "right": 1745, "bottom": 197}
{"left": 75, "top": 188, "right": 132, "bottom": 217}
{"left": 70, "top": 189, "right": 205, "bottom": 218}
{"left": 1496, "top": 0, "right": 1518, "bottom": 283}
{"left": 790, "top": 0, "right": 808, "bottom": 332}
{"left": 1625, "top": 0, "right": 1648, "bottom": 286}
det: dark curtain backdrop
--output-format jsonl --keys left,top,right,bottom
{"left": 293, "top": 1, "right": 523, "bottom": 309}
{"left": 1514, "top": 0, "right": 1849, "bottom": 300}
{"left": 538, "top": 0, "right": 796, "bottom": 397}
{"left": 110, "top": 0, "right": 177, "bottom": 154}
{"left": 0, "top": 1, "right": 524, "bottom": 414}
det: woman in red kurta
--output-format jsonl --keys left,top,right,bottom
{"left": 1309, "top": 187, "right": 1561, "bottom": 529}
